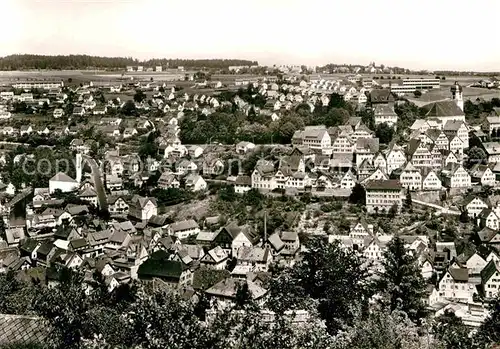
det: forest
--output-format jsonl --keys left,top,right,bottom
{"left": 0, "top": 55, "right": 258, "bottom": 70}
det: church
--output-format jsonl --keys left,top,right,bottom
{"left": 421, "top": 82, "right": 465, "bottom": 124}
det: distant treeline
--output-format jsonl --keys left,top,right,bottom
{"left": 434, "top": 71, "right": 500, "bottom": 76}
{"left": 0, "top": 54, "right": 258, "bottom": 70}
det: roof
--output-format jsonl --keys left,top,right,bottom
{"left": 356, "top": 138, "right": 379, "bottom": 153}
{"left": 50, "top": 172, "right": 77, "bottom": 183}
{"left": 477, "top": 227, "right": 499, "bottom": 243}
{"left": 235, "top": 175, "right": 252, "bottom": 186}
{"left": 0, "top": 314, "right": 50, "bottom": 346}
{"left": 364, "top": 179, "right": 402, "bottom": 191}
{"left": 370, "top": 89, "right": 394, "bottom": 103}
{"left": 267, "top": 233, "right": 284, "bottom": 251}
{"left": 422, "top": 100, "right": 464, "bottom": 117}
{"left": 281, "top": 230, "right": 298, "bottom": 241}
{"left": 448, "top": 267, "right": 469, "bottom": 282}
{"left": 170, "top": 219, "right": 199, "bottom": 232}
{"left": 373, "top": 104, "right": 397, "bottom": 116}
{"left": 443, "top": 120, "right": 465, "bottom": 131}
{"left": 205, "top": 278, "right": 267, "bottom": 300}
{"left": 196, "top": 231, "right": 216, "bottom": 242}
{"left": 138, "top": 258, "right": 188, "bottom": 280}
{"left": 481, "top": 260, "right": 500, "bottom": 284}
{"left": 204, "top": 246, "right": 228, "bottom": 264}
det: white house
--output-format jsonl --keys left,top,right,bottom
{"left": 185, "top": 174, "right": 207, "bottom": 192}
{"left": 438, "top": 268, "right": 476, "bottom": 303}
{"left": 49, "top": 172, "right": 78, "bottom": 194}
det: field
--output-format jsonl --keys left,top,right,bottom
{"left": 406, "top": 86, "right": 499, "bottom": 107}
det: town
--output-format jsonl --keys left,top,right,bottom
{"left": 0, "top": 55, "right": 499, "bottom": 349}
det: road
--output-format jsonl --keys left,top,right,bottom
{"left": 82, "top": 154, "right": 108, "bottom": 211}
{"left": 412, "top": 199, "right": 460, "bottom": 216}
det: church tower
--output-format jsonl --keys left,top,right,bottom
{"left": 451, "top": 81, "right": 464, "bottom": 111}
{"left": 75, "top": 153, "right": 83, "bottom": 184}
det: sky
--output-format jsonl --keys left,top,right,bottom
{"left": 2, "top": 0, "right": 500, "bottom": 71}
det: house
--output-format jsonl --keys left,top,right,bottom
{"left": 200, "top": 246, "right": 228, "bottom": 270}
{"left": 461, "top": 196, "right": 489, "bottom": 218}
{"left": 479, "top": 209, "right": 499, "bottom": 230}
{"left": 442, "top": 164, "right": 471, "bottom": 188}
{"left": 443, "top": 120, "right": 469, "bottom": 149}
{"left": 236, "top": 141, "right": 256, "bottom": 154}
{"left": 205, "top": 278, "right": 267, "bottom": 306}
{"left": 70, "top": 139, "right": 91, "bottom": 154}
{"left": 482, "top": 142, "right": 500, "bottom": 163}
{"left": 53, "top": 108, "right": 64, "bottom": 118}
{"left": 5, "top": 227, "right": 26, "bottom": 246}
{"left": 49, "top": 172, "right": 78, "bottom": 194}
{"left": 470, "top": 164, "right": 496, "bottom": 186}
{"left": 187, "top": 145, "right": 204, "bottom": 158}
{"left": 292, "top": 126, "right": 331, "bottom": 154}
{"left": 477, "top": 227, "right": 500, "bottom": 247}
{"left": 128, "top": 195, "right": 157, "bottom": 220}
{"left": 365, "top": 179, "right": 403, "bottom": 214}
{"left": 184, "top": 174, "right": 207, "bottom": 192}
{"left": 138, "top": 255, "right": 193, "bottom": 289}
{"left": 385, "top": 144, "right": 407, "bottom": 174}
{"left": 407, "top": 139, "right": 433, "bottom": 169}
{"left": 168, "top": 219, "right": 200, "bottom": 239}
{"left": 176, "top": 159, "right": 198, "bottom": 175}
{"left": 20, "top": 125, "right": 33, "bottom": 136}
{"left": 236, "top": 246, "right": 273, "bottom": 272}
{"left": 400, "top": 162, "right": 422, "bottom": 191}
{"left": 72, "top": 107, "right": 85, "bottom": 117}
{"left": 485, "top": 116, "right": 500, "bottom": 136}
{"left": 363, "top": 237, "right": 389, "bottom": 265}
{"left": 234, "top": 175, "right": 252, "bottom": 194}
{"left": 107, "top": 196, "right": 129, "bottom": 215}
{"left": 373, "top": 104, "right": 398, "bottom": 127}
{"left": 421, "top": 168, "right": 442, "bottom": 191}
{"left": 369, "top": 89, "right": 394, "bottom": 105}
{"left": 122, "top": 128, "right": 138, "bottom": 139}
{"left": 438, "top": 268, "right": 476, "bottom": 302}
{"left": 280, "top": 231, "right": 300, "bottom": 257}
{"left": 349, "top": 220, "right": 374, "bottom": 249}
{"left": 158, "top": 172, "right": 180, "bottom": 189}
{"left": 202, "top": 157, "right": 225, "bottom": 176}
{"left": 481, "top": 260, "right": 500, "bottom": 299}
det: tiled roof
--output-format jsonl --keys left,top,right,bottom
{"left": 422, "top": 100, "right": 464, "bottom": 117}
{"left": 0, "top": 314, "right": 50, "bottom": 346}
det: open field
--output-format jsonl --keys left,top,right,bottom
{"left": 406, "top": 86, "right": 500, "bottom": 107}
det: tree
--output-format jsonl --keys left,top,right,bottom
{"left": 375, "top": 236, "right": 428, "bottom": 323}
{"left": 349, "top": 183, "right": 366, "bottom": 205}
{"left": 285, "top": 238, "right": 372, "bottom": 334}
{"left": 324, "top": 107, "right": 350, "bottom": 127}
{"left": 126, "top": 290, "right": 208, "bottom": 349}
{"left": 459, "top": 209, "right": 469, "bottom": 223}
{"left": 433, "top": 310, "right": 474, "bottom": 349}
{"left": 475, "top": 292, "right": 500, "bottom": 346}
{"left": 33, "top": 268, "right": 91, "bottom": 348}
{"left": 413, "top": 90, "right": 422, "bottom": 98}
{"left": 404, "top": 188, "right": 413, "bottom": 211}
{"left": 334, "top": 308, "right": 427, "bottom": 349}
{"left": 466, "top": 146, "right": 487, "bottom": 168}
{"left": 121, "top": 100, "right": 137, "bottom": 116}
{"left": 375, "top": 123, "right": 395, "bottom": 144}
{"left": 133, "top": 90, "right": 146, "bottom": 103}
